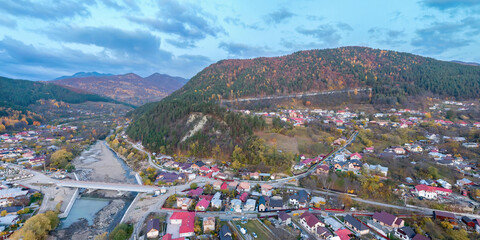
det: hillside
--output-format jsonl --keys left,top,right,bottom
{"left": 126, "top": 46, "right": 480, "bottom": 164}
{"left": 0, "top": 76, "right": 119, "bottom": 131}
{"left": 52, "top": 73, "right": 187, "bottom": 106}
{"left": 54, "top": 71, "right": 113, "bottom": 80}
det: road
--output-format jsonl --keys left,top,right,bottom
{"left": 220, "top": 88, "right": 372, "bottom": 103}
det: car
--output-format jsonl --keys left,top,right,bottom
{"left": 252, "top": 232, "right": 258, "bottom": 238}
{"left": 240, "top": 227, "right": 247, "bottom": 235}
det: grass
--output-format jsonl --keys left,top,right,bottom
{"left": 234, "top": 219, "right": 275, "bottom": 239}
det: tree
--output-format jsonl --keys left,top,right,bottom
{"left": 65, "top": 164, "right": 75, "bottom": 172}
{"left": 50, "top": 149, "right": 73, "bottom": 169}
{"left": 190, "top": 183, "right": 198, "bottom": 189}
{"left": 339, "top": 194, "right": 353, "bottom": 209}
{"left": 0, "top": 210, "right": 6, "bottom": 217}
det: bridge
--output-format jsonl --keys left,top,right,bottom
{"left": 56, "top": 180, "right": 159, "bottom": 193}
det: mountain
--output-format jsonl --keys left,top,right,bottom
{"left": 52, "top": 73, "right": 187, "bottom": 106}
{"left": 451, "top": 60, "right": 480, "bottom": 67}
{"left": 53, "top": 72, "right": 113, "bottom": 80}
{"left": 0, "top": 76, "right": 119, "bottom": 129}
{"left": 126, "top": 46, "right": 480, "bottom": 162}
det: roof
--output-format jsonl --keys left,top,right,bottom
{"left": 316, "top": 226, "right": 331, "bottom": 237}
{"left": 434, "top": 211, "right": 456, "bottom": 219}
{"left": 162, "top": 234, "right": 185, "bottom": 240}
{"left": 240, "top": 192, "right": 249, "bottom": 202}
{"left": 219, "top": 224, "right": 233, "bottom": 240}
{"left": 415, "top": 184, "right": 452, "bottom": 193}
{"left": 398, "top": 226, "right": 416, "bottom": 238}
{"left": 300, "top": 211, "right": 321, "bottom": 228}
{"left": 187, "top": 187, "right": 204, "bottom": 197}
{"left": 372, "top": 211, "right": 398, "bottom": 226}
{"left": 335, "top": 228, "right": 351, "bottom": 240}
{"left": 270, "top": 198, "right": 283, "bottom": 208}
{"left": 278, "top": 211, "right": 291, "bottom": 221}
{"left": 196, "top": 198, "right": 210, "bottom": 209}
{"left": 344, "top": 215, "right": 368, "bottom": 231}
{"left": 412, "top": 234, "right": 430, "bottom": 240}
{"left": 146, "top": 218, "right": 160, "bottom": 232}
{"left": 317, "top": 165, "right": 329, "bottom": 171}
{"left": 170, "top": 212, "right": 195, "bottom": 234}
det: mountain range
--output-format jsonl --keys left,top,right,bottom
{"left": 126, "top": 46, "right": 480, "bottom": 159}
{"left": 51, "top": 72, "right": 188, "bottom": 106}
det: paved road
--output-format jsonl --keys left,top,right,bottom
{"left": 220, "top": 88, "right": 372, "bottom": 103}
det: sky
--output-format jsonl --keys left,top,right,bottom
{"left": 1, "top": 0, "right": 480, "bottom": 81}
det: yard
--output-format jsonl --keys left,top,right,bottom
{"left": 233, "top": 219, "right": 275, "bottom": 239}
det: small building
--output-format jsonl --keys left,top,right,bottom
{"left": 433, "top": 211, "right": 456, "bottom": 224}
{"left": 244, "top": 199, "right": 256, "bottom": 211}
{"left": 315, "top": 165, "right": 330, "bottom": 175}
{"left": 169, "top": 212, "right": 195, "bottom": 238}
{"left": 258, "top": 196, "right": 267, "bottom": 212}
{"left": 146, "top": 219, "right": 160, "bottom": 239}
{"left": 195, "top": 198, "right": 210, "bottom": 211}
{"left": 270, "top": 197, "right": 283, "bottom": 210}
{"left": 394, "top": 226, "right": 416, "bottom": 240}
{"left": 344, "top": 215, "right": 369, "bottom": 235}
{"left": 219, "top": 224, "right": 233, "bottom": 240}
{"left": 300, "top": 211, "right": 324, "bottom": 233}
{"left": 278, "top": 211, "right": 291, "bottom": 225}
{"left": 203, "top": 216, "right": 215, "bottom": 233}
{"left": 372, "top": 211, "right": 404, "bottom": 229}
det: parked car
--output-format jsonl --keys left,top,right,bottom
{"left": 252, "top": 232, "right": 258, "bottom": 238}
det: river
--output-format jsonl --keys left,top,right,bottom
{"left": 57, "top": 140, "right": 138, "bottom": 235}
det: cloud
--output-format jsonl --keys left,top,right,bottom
{"left": 336, "top": 22, "right": 353, "bottom": 32}
{"left": 128, "top": 0, "right": 224, "bottom": 48}
{"left": 46, "top": 26, "right": 171, "bottom": 60}
{"left": 296, "top": 24, "right": 341, "bottom": 46}
{"left": 411, "top": 18, "right": 480, "bottom": 54}
{"left": 0, "top": 0, "right": 95, "bottom": 20}
{"left": 0, "top": 16, "right": 17, "bottom": 29}
{"left": 224, "top": 17, "right": 261, "bottom": 30}
{"left": 218, "top": 42, "right": 271, "bottom": 58}
{"left": 368, "top": 28, "right": 406, "bottom": 46}
{"left": 421, "top": 0, "right": 480, "bottom": 10}
{"left": 264, "top": 8, "right": 295, "bottom": 24}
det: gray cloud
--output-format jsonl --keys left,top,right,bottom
{"left": 218, "top": 42, "right": 271, "bottom": 58}
{"left": 0, "top": 0, "right": 95, "bottom": 20}
{"left": 411, "top": 18, "right": 480, "bottom": 54}
{"left": 421, "top": 0, "right": 480, "bottom": 10}
{"left": 368, "top": 28, "right": 406, "bottom": 46}
{"left": 128, "top": 0, "right": 224, "bottom": 48}
{"left": 46, "top": 26, "right": 171, "bottom": 60}
{"left": 264, "top": 8, "right": 295, "bottom": 24}
{"left": 296, "top": 24, "right": 341, "bottom": 46}
{"left": 224, "top": 17, "right": 261, "bottom": 30}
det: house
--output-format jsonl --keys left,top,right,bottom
{"left": 372, "top": 211, "right": 404, "bottom": 229}
{"left": 366, "top": 164, "right": 388, "bottom": 177}
{"left": 394, "top": 226, "right": 416, "bottom": 240}
{"left": 203, "top": 217, "right": 215, "bottom": 233}
{"left": 176, "top": 198, "right": 193, "bottom": 210}
{"left": 261, "top": 184, "right": 273, "bottom": 196}
{"left": 270, "top": 197, "right": 284, "bottom": 210}
{"left": 335, "top": 228, "right": 352, "bottom": 240}
{"left": 146, "top": 219, "right": 160, "bottom": 239}
{"left": 244, "top": 199, "right": 256, "bottom": 211}
{"left": 195, "top": 198, "right": 210, "bottom": 211}
{"left": 213, "top": 181, "right": 223, "bottom": 190}
{"left": 249, "top": 172, "right": 260, "bottom": 180}
{"left": 414, "top": 185, "right": 452, "bottom": 200}
{"left": 289, "top": 190, "right": 309, "bottom": 207}
{"left": 231, "top": 199, "right": 243, "bottom": 212}
{"left": 237, "top": 182, "right": 250, "bottom": 192}
{"left": 461, "top": 216, "right": 476, "bottom": 228}
{"left": 412, "top": 234, "right": 430, "bottom": 240}
{"left": 436, "top": 179, "right": 452, "bottom": 189}
{"left": 456, "top": 178, "right": 473, "bottom": 186}
{"left": 315, "top": 165, "right": 330, "bottom": 175}
{"left": 433, "top": 211, "right": 456, "bottom": 223}
{"left": 316, "top": 226, "right": 332, "bottom": 239}
{"left": 258, "top": 196, "right": 267, "bottom": 212}
{"left": 310, "top": 196, "right": 326, "bottom": 206}
{"left": 211, "top": 192, "right": 222, "bottom": 209}
{"left": 187, "top": 188, "right": 204, "bottom": 198}
{"left": 393, "top": 147, "right": 406, "bottom": 155}
{"left": 300, "top": 211, "right": 324, "bottom": 233}
{"left": 364, "top": 146, "right": 374, "bottom": 153}
{"left": 239, "top": 192, "right": 249, "bottom": 202}
{"left": 219, "top": 224, "right": 233, "bottom": 240}
{"left": 169, "top": 212, "right": 195, "bottom": 238}
{"left": 350, "top": 153, "right": 362, "bottom": 160}
{"left": 278, "top": 211, "right": 291, "bottom": 225}
{"left": 228, "top": 181, "right": 238, "bottom": 190}
{"left": 344, "top": 215, "right": 369, "bottom": 235}
{"left": 162, "top": 234, "right": 184, "bottom": 240}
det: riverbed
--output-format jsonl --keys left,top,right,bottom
{"left": 54, "top": 140, "right": 138, "bottom": 239}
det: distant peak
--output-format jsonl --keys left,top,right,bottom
{"left": 53, "top": 71, "right": 113, "bottom": 80}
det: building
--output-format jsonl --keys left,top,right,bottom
{"left": 231, "top": 199, "right": 242, "bottom": 212}
{"left": 414, "top": 185, "right": 452, "bottom": 200}
{"left": 412, "top": 234, "right": 430, "bottom": 240}
{"left": 344, "top": 215, "right": 369, "bottom": 235}
{"left": 203, "top": 217, "right": 215, "bottom": 233}
{"left": 211, "top": 192, "right": 222, "bottom": 209}
{"left": 433, "top": 211, "right": 456, "bottom": 224}
{"left": 300, "top": 211, "right": 324, "bottom": 233}
{"left": 289, "top": 190, "right": 309, "bottom": 207}
{"left": 261, "top": 184, "right": 273, "bottom": 196}
{"left": 270, "top": 197, "right": 283, "bottom": 210}
{"left": 176, "top": 198, "right": 193, "bottom": 210}
{"left": 244, "top": 199, "right": 256, "bottom": 211}
{"left": 258, "top": 196, "right": 267, "bottom": 212}
{"left": 278, "top": 211, "right": 291, "bottom": 225}
{"left": 169, "top": 212, "right": 195, "bottom": 238}
{"left": 146, "top": 219, "right": 160, "bottom": 239}
{"left": 316, "top": 226, "right": 332, "bottom": 239}
{"left": 315, "top": 165, "right": 330, "bottom": 175}
{"left": 372, "top": 211, "right": 404, "bottom": 229}
{"left": 219, "top": 224, "right": 233, "bottom": 240}
{"left": 335, "top": 228, "right": 351, "bottom": 240}
{"left": 237, "top": 182, "right": 251, "bottom": 192}
{"left": 195, "top": 198, "right": 210, "bottom": 211}
{"left": 394, "top": 226, "right": 416, "bottom": 240}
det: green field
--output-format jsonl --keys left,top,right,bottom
{"left": 233, "top": 219, "right": 275, "bottom": 239}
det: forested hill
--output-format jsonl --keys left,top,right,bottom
{"left": 126, "top": 46, "right": 480, "bottom": 161}
{"left": 0, "top": 76, "right": 115, "bottom": 111}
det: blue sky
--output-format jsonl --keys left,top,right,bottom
{"left": 1, "top": 0, "right": 480, "bottom": 80}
